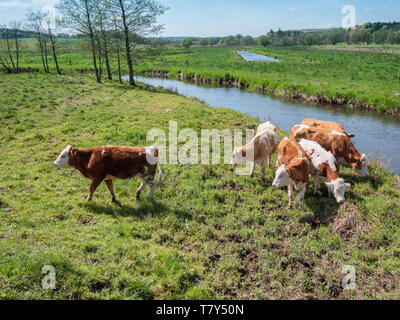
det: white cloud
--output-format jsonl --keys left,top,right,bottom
{"left": 0, "top": 1, "right": 29, "bottom": 8}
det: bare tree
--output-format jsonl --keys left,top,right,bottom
{"left": 58, "top": 0, "right": 101, "bottom": 83}
{"left": 9, "top": 21, "right": 22, "bottom": 71}
{"left": 109, "top": 0, "right": 167, "bottom": 86}
{"left": 44, "top": 15, "right": 61, "bottom": 75}
{"left": 96, "top": 0, "right": 113, "bottom": 80}
{"left": 26, "top": 10, "right": 50, "bottom": 73}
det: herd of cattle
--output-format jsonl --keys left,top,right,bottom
{"left": 53, "top": 118, "right": 368, "bottom": 208}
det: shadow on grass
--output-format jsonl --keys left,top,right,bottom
{"left": 82, "top": 200, "right": 192, "bottom": 220}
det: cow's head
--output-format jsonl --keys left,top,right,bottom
{"left": 53, "top": 145, "right": 73, "bottom": 168}
{"left": 272, "top": 165, "right": 291, "bottom": 189}
{"left": 325, "top": 178, "right": 351, "bottom": 204}
{"left": 231, "top": 147, "right": 246, "bottom": 166}
{"left": 353, "top": 154, "right": 368, "bottom": 177}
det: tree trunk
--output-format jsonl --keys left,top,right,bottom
{"left": 49, "top": 28, "right": 61, "bottom": 75}
{"left": 85, "top": 0, "right": 101, "bottom": 83}
{"left": 37, "top": 33, "right": 48, "bottom": 73}
{"left": 101, "top": 29, "right": 112, "bottom": 80}
{"left": 5, "top": 34, "right": 15, "bottom": 71}
{"left": 13, "top": 29, "right": 19, "bottom": 71}
{"left": 119, "top": 0, "right": 135, "bottom": 86}
{"left": 116, "top": 37, "right": 122, "bottom": 84}
{"left": 398, "top": 68, "right": 400, "bottom": 80}
{"left": 44, "top": 40, "right": 50, "bottom": 73}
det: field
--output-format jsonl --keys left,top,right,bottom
{"left": 4, "top": 40, "right": 400, "bottom": 115}
{"left": 1, "top": 72, "right": 400, "bottom": 299}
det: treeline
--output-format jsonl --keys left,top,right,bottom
{"left": 0, "top": 0, "right": 167, "bottom": 86}
{"left": 179, "top": 22, "right": 400, "bottom": 48}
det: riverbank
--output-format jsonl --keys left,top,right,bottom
{"left": 135, "top": 47, "right": 400, "bottom": 117}
{"left": 1, "top": 72, "right": 400, "bottom": 299}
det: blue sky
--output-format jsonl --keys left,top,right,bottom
{"left": 0, "top": 0, "right": 399, "bottom": 36}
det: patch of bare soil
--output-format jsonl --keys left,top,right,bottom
{"left": 331, "top": 203, "right": 370, "bottom": 240}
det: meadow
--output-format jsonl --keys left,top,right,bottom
{"left": 10, "top": 40, "right": 400, "bottom": 116}
{"left": 1, "top": 71, "right": 400, "bottom": 299}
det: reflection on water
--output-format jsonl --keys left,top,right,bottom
{"left": 126, "top": 75, "right": 400, "bottom": 174}
{"left": 236, "top": 50, "right": 280, "bottom": 62}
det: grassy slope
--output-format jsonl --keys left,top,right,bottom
{"left": 1, "top": 72, "right": 400, "bottom": 300}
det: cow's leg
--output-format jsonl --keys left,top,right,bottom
{"left": 288, "top": 184, "right": 294, "bottom": 207}
{"left": 267, "top": 156, "right": 271, "bottom": 168}
{"left": 260, "top": 160, "right": 267, "bottom": 181}
{"left": 148, "top": 179, "right": 158, "bottom": 200}
{"left": 87, "top": 177, "right": 103, "bottom": 202}
{"left": 298, "top": 184, "right": 307, "bottom": 208}
{"left": 105, "top": 180, "right": 116, "bottom": 202}
{"left": 135, "top": 179, "right": 147, "bottom": 200}
{"left": 249, "top": 161, "right": 255, "bottom": 178}
{"left": 314, "top": 176, "right": 321, "bottom": 195}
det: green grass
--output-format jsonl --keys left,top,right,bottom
{"left": 1, "top": 72, "right": 400, "bottom": 299}
{"left": 5, "top": 40, "right": 400, "bottom": 114}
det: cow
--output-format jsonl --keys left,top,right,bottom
{"left": 298, "top": 138, "right": 351, "bottom": 204}
{"left": 53, "top": 145, "right": 162, "bottom": 202}
{"left": 272, "top": 137, "right": 310, "bottom": 207}
{"left": 257, "top": 119, "right": 277, "bottom": 134}
{"left": 290, "top": 125, "right": 368, "bottom": 177}
{"left": 231, "top": 129, "right": 279, "bottom": 180}
{"left": 301, "top": 118, "right": 355, "bottom": 138}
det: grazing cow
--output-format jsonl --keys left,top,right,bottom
{"left": 257, "top": 119, "right": 277, "bottom": 134}
{"left": 290, "top": 125, "right": 368, "bottom": 177}
{"left": 53, "top": 145, "right": 162, "bottom": 202}
{"left": 298, "top": 139, "right": 351, "bottom": 204}
{"left": 301, "top": 118, "right": 355, "bottom": 138}
{"left": 231, "top": 129, "right": 279, "bottom": 179}
{"left": 272, "top": 137, "right": 310, "bottom": 207}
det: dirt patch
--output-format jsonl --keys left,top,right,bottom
{"left": 331, "top": 203, "right": 370, "bottom": 240}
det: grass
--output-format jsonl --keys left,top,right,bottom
{"left": 0, "top": 72, "right": 400, "bottom": 300}
{"left": 5, "top": 40, "right": 400, "bottom": 114}
{"left": 135, "top": 46, "right": 400, "bottom": 115}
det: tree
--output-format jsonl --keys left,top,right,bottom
{"left": 43, "top": 14, "right": 62, "bottom": 75}
{"left": 9, "top": 21, "right": 22, "bottom": 71}
{"left": 110, "top": 0, "right": 167, "bottom": 86}
{"left": 258, "top": 35, "right": 271, "bottom": 47}
{"left": 26, "top": 10, "right": 50, "bottom": 73}
{"left": 58, "top": 0, "right": 101, "bottom": 83}
{"left": 95, "top": 0, "right": 112, "bottom": 80}
{"left": 181, "top": 38, "right": 193, "bottom": 48}
{"left": 199, "top": 38, "right": 209, "bottom": 47}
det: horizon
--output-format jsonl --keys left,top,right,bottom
{"left": 0, "top": 0, "right": 399, "bottom": 37}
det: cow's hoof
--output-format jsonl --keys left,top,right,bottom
{"left": 86, "top": 197, "right": 92, "bottom": 202}
{"left": 111, "top": 197, "right": 117, "bottom": 203}
{"left": 135, "top": 194, "right": 140, "bottom": 200}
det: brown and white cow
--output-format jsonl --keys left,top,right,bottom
{"left": 298, "top": 138, "right": 351, "bottom": 204}
{"left": 53, "top": 145, "right": 162, "bottom": 202}
{"left": 272, "top": 137, "right": 310, "bottom": 207}
{"left": 257, "top": 119, "right": 277, "bottom": 134}
{"left": 290, "top": 125, "right": 368, "bottom": 177}
{"left": 231, "top": 128, "right": 279, "bottom": 180}
{"left": 301, "top": 118, "right": 355, "bottom": 138}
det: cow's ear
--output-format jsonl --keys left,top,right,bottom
{"left": 71, "top": 148, "right": 78, "bottom": 156}
{"left": 241, "top": 149, "right": 246, "bottom": 158}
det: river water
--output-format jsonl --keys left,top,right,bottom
{"left": 236, "top": 50, "right": 280, "bottom": 62}
{"left": 127, "top": 75, "right": 400, "bottom": 174}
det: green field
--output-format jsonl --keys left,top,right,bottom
{"left": 10, "top": 41, "right": 400, "bottom": 116}
{"left": 1, "top": 72, "right": 400, "bottom": 299}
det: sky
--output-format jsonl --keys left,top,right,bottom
{"left": 0, "top": 0, "right": 399, "bottom": 37}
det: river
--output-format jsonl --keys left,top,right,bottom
{"left": 125, "top": 75, "right": 400, "bottom": 174}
